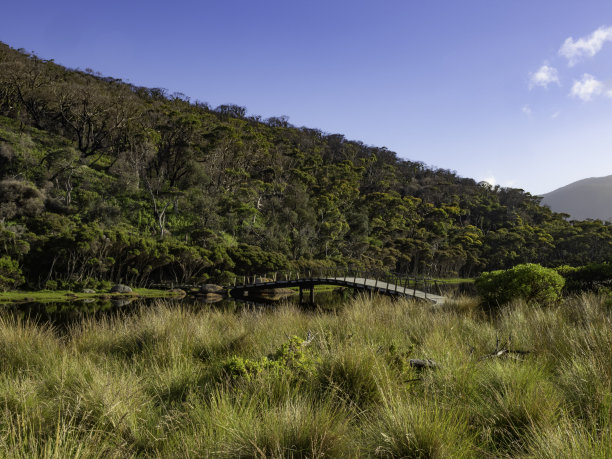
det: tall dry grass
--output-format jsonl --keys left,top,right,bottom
{"left": 0, "top": 293, "right": 610, "bottom": 457}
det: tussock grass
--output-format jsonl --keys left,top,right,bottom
{"left": 1, "top": 293, "right": 610, "bottom": 456}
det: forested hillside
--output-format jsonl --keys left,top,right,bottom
{"left": 1, "top": 42, "right": 611, "bottom": 289}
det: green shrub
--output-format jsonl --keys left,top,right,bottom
{"left": 0, "top": 255, "right": 24, "bottom": 292}
{"left": 96, "top": 280, "right": 112, "bottom": 291}
{"left": 44, "top": 280, "right": 59, "bottom": 290}
{"left": 475, "top": 263, "right": 565, "bottom": 306}
{"left": 556, "top": 262, "right": 612, "bottom": 293}
{"left": 222, "top": 356, "right": 264, "bottom": 380}
{"left": 222, "top": 336, "right": 318, "bottom": 381}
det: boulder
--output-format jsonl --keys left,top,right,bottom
{"left": 199, "top": 284, "right": 224, "bottom": 294}
{"left": 82, "top": 288, "right": 96, "bottom": 294}
{"left": 110, "top": 284, "right": 132, "bottom": 293}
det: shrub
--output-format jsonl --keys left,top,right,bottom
{"left": 0, "top": 179, "right": 45, "bottom": 220}
{"left": 0, "top": 255, "right": 24, "bottom": 292}
{"left": 556, "top": 262, "right": 612, "bottom": 293}
{"left": 222, "top": 336, "right": 317, "bottom": 381}
{"left": 475, "top": 263, "right": 565, "bottom": 306}
{"left": 44, "top": 280, "right": 59, "bottom": 290}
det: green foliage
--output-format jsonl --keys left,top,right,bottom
{"left": 476, "top": 263, "right": 565, "bottom": 306}
{"left": 0, "top": 256, "right": 24, "bottom": 291}
{"left": 44, "top": 280, "right": 59, "bottom": 290}
{"left": 1, "top": 294, "right": 611, "bottom": 455}
{"left": 2, "top": 41, "right": 612, "bottom": 289}
{"left": 223, "top": 336, "right": 317, "bottom": 381}
{"left": 222, "top": 356, "right": 264, "bottom": 381}
{"left": 556, "top": 262, "right": 612, "bottom": 293}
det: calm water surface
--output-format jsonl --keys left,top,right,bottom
{"left": 1, "top": 283, "right": 474, "bottom": 331}
{"left": 0, "top": 290, "right": 352, "bottom": 331}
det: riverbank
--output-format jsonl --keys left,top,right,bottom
{"left": 0, "top": 288, "right": 185, "bottom": 304}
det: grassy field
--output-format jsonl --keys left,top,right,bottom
{"left": 0, "top": 294, "right": 610, "bottom": 457}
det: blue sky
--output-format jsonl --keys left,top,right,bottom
{"left": 2, "top": 0, "right": 612, "bottom": 194}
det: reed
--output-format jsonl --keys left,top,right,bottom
{"left": 0, "top": 293, "right": 609, "bottom": 456}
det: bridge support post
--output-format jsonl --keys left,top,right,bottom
{"left": 299, "top": 286, "right": 303, "bottom": 304}
{"left": 309, "top": 286, "right": 314, "bottom": 304}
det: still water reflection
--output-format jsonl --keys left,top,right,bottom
{"left": 1, "top": 283, "right": 473, "bottom": 331}
{"left": 0, "top": 290, "right": 352, "bottom": 331}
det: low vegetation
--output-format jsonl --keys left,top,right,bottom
{"left": 1, "top": 294, "right": 610, "bottom": 457}
{"left": 475, "top": 263, "right": 566, "bottom": 307}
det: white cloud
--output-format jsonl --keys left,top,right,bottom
{"left": 570, "top": 73, "right": 612, "bottom": 101}
{"left": 551, "top": 111, "right": 560, "bottom": 119}
{"left": 559, "top": 25, "right": 612, "bottom": 66}
{"left": 478, "top": 175, "right": 517, "bottom": 188}
{"left": 481, "top": 176, "right": 496, "bottom": 187}
{"left": 529, "top": 64, "right": 560, "bottom": 89}
{"left": 522, "top": 104, "right": 532, "bottom": 115}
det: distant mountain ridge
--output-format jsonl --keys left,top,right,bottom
{"left": 541, "top": 175, "right": 612, "bottom": 221}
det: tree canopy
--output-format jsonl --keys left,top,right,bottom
{"left": 1, "top": 41, "right": 610, "bottom": 288}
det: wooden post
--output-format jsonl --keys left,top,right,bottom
{"left": 309, "top": 286, "right": 314, "bottom": 304}
{"left": 299, "top": 286, "right": 303, "bottom": 304}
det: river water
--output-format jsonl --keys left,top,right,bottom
{"left": 0, "top": 290, "right": 351, "bottom": 331}
{"left": 0, "top": 283, "right": 474, "bottom": 331}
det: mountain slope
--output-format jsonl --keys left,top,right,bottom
{"left": 541, "top": 175, "right": 612, "bottom": 221}
{"left": 1, "top": 41, "right": 612, "bottom": 288}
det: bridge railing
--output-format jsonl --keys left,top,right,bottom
{"left": 230, "top": 268, "right": 449, "bottom": 297}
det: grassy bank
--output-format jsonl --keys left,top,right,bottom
{"left": 0, "top": 288, "right": 185, "bottom": 304}
{"left": 0, "top": 294, "right": 610, "bottom": 457}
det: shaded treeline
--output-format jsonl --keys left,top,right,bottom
{"left": 1, "top": 42, "right": 611, "bottom": 288}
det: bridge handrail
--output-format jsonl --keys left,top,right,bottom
{"left": 230, "top": 268, "right": 451, "bottom": 297}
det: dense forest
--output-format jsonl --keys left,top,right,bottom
{"left": 1, "top": 42, "right": 611, "bottom": 289}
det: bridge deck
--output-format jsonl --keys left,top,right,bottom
{"left": 231, "top": 277, "right": 446, "bottom": 305}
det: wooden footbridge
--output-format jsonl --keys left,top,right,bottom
{"left": 229, "top": 270, "right": 447, "bottom": 305}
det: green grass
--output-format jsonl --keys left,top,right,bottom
{"left": 0, "top": 288, "right": 185, "bottom": 304}
{"left": 434, "top": 277, "right": 475, "bottom": 283}
{"left": 0, "top": 293, "right": 610, "bottom": 457}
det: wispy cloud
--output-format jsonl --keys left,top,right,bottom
{"left": 522, "top": 105, "right": 532, "bottom": 116}
{"left": 529, "top": 64, "right": 560, "bottom": 89}
{"left": 559, "top": 25, "right": 612, "bottom": 66}
{"left": 570, "top": 73, "right": 612, "bottom": 101}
